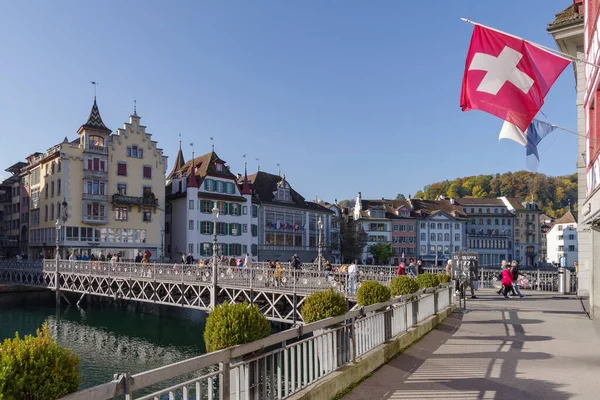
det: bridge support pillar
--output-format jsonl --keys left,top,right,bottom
{"left": 55, "top": 258, "right": 60, "bottom": 306}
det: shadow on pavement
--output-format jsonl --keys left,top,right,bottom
{"left": 343, "top": 298, "right": 573, "bottom": 400}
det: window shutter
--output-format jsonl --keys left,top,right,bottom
{"left": 200, "top": 244, "right": 205, "bottom": 256}
{"left": 223, "top": 243, "right": 229, "bottom": 256}
{"left": 210, "top": 201, "right": 214, "bottom": 209}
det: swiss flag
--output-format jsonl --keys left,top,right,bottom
{"left": 460, "top": 25, "right": 571, "bottom": 132}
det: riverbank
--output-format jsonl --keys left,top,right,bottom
{"left": 0, "top": 283, "right": 47, "bottom": 293}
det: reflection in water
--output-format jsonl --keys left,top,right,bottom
{"left": 0, "top": 294, "right": 207, "bottom": 390}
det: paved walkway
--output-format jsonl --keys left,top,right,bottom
{"left": 344, "top": 288, "right": 600, "bottom": 400}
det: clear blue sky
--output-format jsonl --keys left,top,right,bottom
{"left": 0, "top": 0, "right": 578, "bottom": 203}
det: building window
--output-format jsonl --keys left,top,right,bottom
{"left": 117, "top": 162, "right": 127, "bottom": 176}
{"left": 189, "top": 200, "right": 194, "bottom": 210}
{"left": 252, "top": 205, "right": 258, "bottom": 218}
{"left": 44, "top": 205, "right": 48, "bottom": 221}
{"left": 201, "top": 221, "right": 211, "bottom": 234}
{"left": 455, "top": 233, "right": 460, "bottom": 241}
{"left": 204, "top": 179, "right": 214, "bottom": 191}
{"left": 444, "top": 223, "right": 449, "bottom": 229}
{"left": 57, "top": 179, "right": 61, "bottom": 196}
{"left": 455, "top": 245, "right": 460, "bottom": 252}
{"left": 438, "top": 233, "right": 443, "bottom": 241}
{"left": 421, "top": 223, "right": 425, "bottom": 229}
{"left": 143, "top": 166, "right": 152, "bottom": 179}
{"left": 50, "top": 204, "right": 54, "bottom": 220}
{"left": 87, "top": 203, "right": 105, "bottom": 219}
{"left": 558, "top": 225, "right": 563, "bottom": 231}
{"left": 230, "top": 224, "right": 239, "bottom": 236}
{"left": 218, "top": 201, "right": 227, "bottom": 215}
{"left": 50, "top": 182, "right": 55, "bottom": 197}
{"left": 217, "top": 222, "right": 227, "bottom": 235}
{"left": 117, "top": 184, "right": 127, "bottom": 195}
{"left": 421, "top": 232, "right": 426, "bottom": 241}
{"left": 143, "top": 186, "right": 152, "bottom": 196}
{"left": 243, "top": 206, "right": 248, "bottom": 215}
{"left": 115, "top": 207, "right": 128, "bottom": 221}
{"left": 251, "top": 224, "right": 258, "bottom": 237}
{"left": 568, "top": 245, "right": 575, "bottom": 251}
{"left": 127, "top": 145, "right": 143, "bottom": 158}
{"left": 216, "top": 163, "right": 223, "bottom": 172}
{"left": 142, "top": 209, "right": 152, "bottom": 222}
{"left": 444, "top": 233, "right": 450, "bottom": 241}
{"left": 189, "top": 220, "right": 194, "bottom": 230}
{"left": 430, "top": 233, "right": 435, "bottom": 241}
{"left": 201, "top": 200, "right": 212, "bottom": 213}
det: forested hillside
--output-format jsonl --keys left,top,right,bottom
{"left": 411, "top": 171, "right": 577, "bottom": 218}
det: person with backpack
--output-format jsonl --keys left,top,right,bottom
{"left": 291, "top": 254, "right": 302, "bottom": 269}
{"left": 417, "top": 260, "right": 425, "bottom": 275}
{"left": 511, "top": 260, "right": 525, "bottom": 298}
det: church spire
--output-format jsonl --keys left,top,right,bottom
{"left": 78, "top": 97, "right": 111, "bottom": 134}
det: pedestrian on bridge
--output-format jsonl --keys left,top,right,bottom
{"left": 348, "top": 261, "right": 358, "bottom": 295}
{"left": 511, "top": 260, "right": 525, "bottom": 298}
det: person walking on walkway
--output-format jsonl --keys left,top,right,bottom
{"left": 501, "top": 263, "right": 514, "bottom": 298}
{"left": 510, "top": 260, "right": 525, "bottom": 298}
{"left": 348, "top": 260, "right": 358, "bottom": 295}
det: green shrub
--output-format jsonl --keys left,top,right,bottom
{"left": 415, "top": 272, "right": 440, "bottom": 289}
{"left": 204, "top": 302, "right": 271, "bottom": 352}
{"left": 0, "top": 323, "right": 81, "bottom": 400}
{"left": 356, "top": 280, "right": 391, "bottom": 306}
{"left": 390, "top": 276, "right": 420, "bottom": 297}
{"left": 437, "top": 273, "right": 451, "bottom": 284}
{"left": 301, "top": 289, "right": 348, "bottom": 323}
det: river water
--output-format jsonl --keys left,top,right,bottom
{"left": 0, "top": 291, "right": 208, "bottom": 391}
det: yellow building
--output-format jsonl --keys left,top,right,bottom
{"left": 27, "top": 98, "right": 167, "bottom": 260}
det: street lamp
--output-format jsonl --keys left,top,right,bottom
{"left": 211, "top": 202, "right": 219, "bottom": 309}
{"left": 317, "top": 215, "right": 323, "bottom": 271}
{"left": 55, "top": 218, "right": 62, "bottom": 305}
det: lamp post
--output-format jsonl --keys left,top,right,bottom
{"left": 317, "top": 215, "right": 323, "bottom": 271}
{"left": 55, "top": 218, "right": 62, "bottom": 305}
{"left": 211, "top": 202, "right": 219, "bottom": 309}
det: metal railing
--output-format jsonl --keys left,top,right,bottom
{"left": 0, "top": 260, "right": 578, "bottom": 294}
{"left": 58, "top": 285, "right": 454, "bottom": 400}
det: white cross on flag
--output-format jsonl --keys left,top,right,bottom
{"left": 460, "top": 25, "right": 571, "bottom": 132}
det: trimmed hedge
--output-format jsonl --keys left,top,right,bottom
{"left": 390, "top": 276, "right": 420, "bottom": 297}
{"left": 415, "top": 272, "right": 440, "bottom": 289}
{"left": 301, "top": 289, "right": 348, "bottom": 323}
{"left": 204, "top": 302, "right": 271, "bottom": 352}
{"left": 356, "top": 280, "right": 391, "bottom": 306}
{"left": 437, "top": 273, "right": 451, "bottom": 284}
{"left": 0, "top": 324, "right": 81, "bottom": 400}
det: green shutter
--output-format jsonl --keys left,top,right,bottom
{"left": 200, "top": 244, "right": 205, "bottom": 256}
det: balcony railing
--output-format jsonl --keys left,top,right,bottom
{"left": 84, "top": 145, "right": 108, "bottom": 155}
{"left": 82, "top": 193, "right": 108, "bottom": 202}
{"left": 83, "top": 169, "right": 108, "bottom": 181}
{"left": 112, "top": 194, "right": 158, "bottom": 207}
{"left": 81, "top": 214, "right": 108, "bottom": 225}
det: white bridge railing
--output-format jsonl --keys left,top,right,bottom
{"left": 58, "top": 285, "right": 454, "bottom": 400}
{"left": 0, "top": 260, "right": 578, "bottom": 295}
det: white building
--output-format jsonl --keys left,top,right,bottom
{"left": 411, "top": 198, "right": 468, "bottom": 266}
{"left": 353, "top": 193, "right": 393, "bottom": 264}
{"left": 165, "top": 149, "right": 257, "bottom": 262}
{"left": 546, "top": 210, "right": 578, "bottom": 266}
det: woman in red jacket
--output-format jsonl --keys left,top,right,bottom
{"left": 501, "top": 264, "right": 514, "bottom": 299}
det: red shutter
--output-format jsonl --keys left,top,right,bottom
{"left": 118, "top": 163, "right": 127, "bottom": 176}
{"left": 87, "top": 159, "right": 92, "bottom": 170}
{"left": 93, "top": 158, "right": 99, "bottom": 171}
{"left": 143, "top": 166, "right": 152, "bottom": 178}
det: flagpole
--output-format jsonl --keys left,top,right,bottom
{"left": 461, "top": 18, "right": 600, "bottom": 69}
{"left": 550, "top": 123, "right": 595, "bottom": 141}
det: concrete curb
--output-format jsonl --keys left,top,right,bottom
{"left": 287, "top": 304, "right": 457, "bottom": 400}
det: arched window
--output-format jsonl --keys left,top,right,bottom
{"left": 437, "top": 223, "right": 442, "bottom": 229}
{"left": 444, "top": 233, "right": 450, "bottom": 241}
{"left": 444, "top": 223, "right": 450, "bottom": 229}
{"left": 437, "top": 233, "right": 443, "bottom": 241}
{"left": 430, "top": 223, "right": 435, "bottom": 229}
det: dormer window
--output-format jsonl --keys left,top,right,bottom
{"left": 277, "top": 187, "right": 291, "bottom": 202}
{"left": 216, "top": 163, "right": 223, "bottom": 172}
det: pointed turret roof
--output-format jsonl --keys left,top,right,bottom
{"left": 240, "top": 161, "right": 251, "bottom": 195}
{"left": 168, "top": 143, "right": 186, "bottom": 180}
{"left": 78, "top": 97, "right": 111, "bottom": 134}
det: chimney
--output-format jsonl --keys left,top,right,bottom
{"left": 450, "top": 198, "right": 455, "bottom": 205}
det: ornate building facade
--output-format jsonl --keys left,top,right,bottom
{"left": 25, "top": 98, "right": 167, "bottom": 260}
